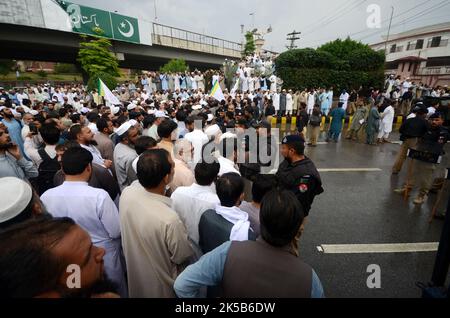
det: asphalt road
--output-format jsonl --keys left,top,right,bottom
{"left": 294, "top": 130, "right": 450, "bottom": 298}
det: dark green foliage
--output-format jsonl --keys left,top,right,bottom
{"left": 275, "top": 38, "right": 385, "bottom": 91}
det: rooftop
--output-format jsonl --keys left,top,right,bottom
{"left": 371, "top": 22, "right": 450, "bottom": 46}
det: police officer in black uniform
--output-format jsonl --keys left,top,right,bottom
{"left": 276, "top": 135, "right": 324, "bottom": 217}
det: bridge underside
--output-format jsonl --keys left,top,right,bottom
{"left": 0, "top": 24, "right": 236, "bottom": 71}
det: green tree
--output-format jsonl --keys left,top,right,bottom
{"left": 276, "top": 38, "right": 385, "bottom": 92}
{"left": 160, "top": 59, "right": 189, "bottom": 73}
{"left": 77, "top": 36, "right": 120, "bottom": 77}
{"left": 243, "top": 32, "right": 256, "bottom": 57}
{"left": 0, "top": 59, "right": 15, "bottom": 77}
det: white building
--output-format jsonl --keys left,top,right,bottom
{"left": 370, "top": 22, "right": 450, "bottom": 87}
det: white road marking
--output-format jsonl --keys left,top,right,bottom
{"left": 318, "top": 168, "right": 382, "bottom": 172}
{"left": 317, "top": 246, "right": 324, "bottom": 252}
{"left": 317, "top": 242, "right": 439, "bottom": 254}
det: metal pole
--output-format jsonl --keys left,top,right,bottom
{"left": 384, "top": 6, "right": 394, "bottom": 54}
{"left": 154, "top": 0, "right": 158, "bottom": 21}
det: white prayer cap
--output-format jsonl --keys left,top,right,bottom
{"left": 80, "top": 100, "right": 86, "bottom": 104}
{"left": 11, "top": 109, "right": 20, "bottom": 117}
{"left": 201, "top": 100, "right": 208, "bottom": 106}
{"left": 148, "top": 109, "right": 156, "bottom": 115}
{"left": 127, "top": 103, "right": 137, "bottom": 111}
{"left": 219, "top": 131, "right": 237, "bottom": 142}
{"left": 128, "top": 119, "right": 138, "bottom": 127}
{"left": 207, "top": 114, "right": 214, "bottom": 122}
{"left": 116, "top": 122, "right": 132, "bottom": 136}
{"left": 155, "top": 111, "right": 169, "bottom": 118}
{"left": 205, "top": 124, "right": 221, "bottom": 138}
{"left": 0, "top": 177, "right": 33, "bottom": 224}
{"left": 150, "top": 103, "right": 155, "bottom": 107}
{"left": 79, "top": 107, "right": 90, "bottom": 114}
{"left": 111, "top": 106, "right": 120, "bottom": 115}
{"left": 192, "top": 104, "right": 202, "bottom": 110}
{"left": 22, "top": 106, "right": 31, "bottom": 113}
{"left": 30, "top": 110, "right": 39, "bottom": 116}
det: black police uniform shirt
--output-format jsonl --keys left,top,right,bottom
{"left": 417, "top": 126, "right": 450, "bottom": 155}
{"left": 276, "top": 157, "right": 324, "bottom": 216}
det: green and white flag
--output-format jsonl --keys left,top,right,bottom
{"left": 210, "top": 80, "right": 225, "bottom": 102}
{"left": 98, "top": 79, "right": 121, "bottom": 106}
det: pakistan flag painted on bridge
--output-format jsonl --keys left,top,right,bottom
{"left": 110, "top": 13, "right": 140, "bottom": 44}
{"left": 56, "top": 0, "right": 140, "bottom": 44}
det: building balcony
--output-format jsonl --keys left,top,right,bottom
{"left": 415, "top": 66, "right": 450, "bottom": 75}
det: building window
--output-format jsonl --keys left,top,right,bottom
{"left": 408, "top": 62, "right": 413, "bottom": 72}
{"left": 396, "top": 45, "right": 403, "bottom": 52}
{"left": 407, "top": 41, "right": 416, "bottom": 50}
{"left": 427, "top": 36, "right": 441, "bottom": 48}
{"left": 415, "top": 39, "right": 424, "bottom": 49}
{"left": 390, "top": 44, "right": 396, "bottom": 53}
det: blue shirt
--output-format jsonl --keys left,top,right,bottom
{"left": 174, "top": 241, "right": 325, "bottom": 298}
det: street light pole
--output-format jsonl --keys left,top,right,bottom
{"left": 384, "top": 6, "right": 394, "bottom": 55}
{"left": 154, "top": 0, "right": 158, "bottom": 21}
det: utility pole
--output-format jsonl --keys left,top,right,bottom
{"left": 384, "top": 6, "right": 394, "bottom": 54}
{"left": 249, "top": 13, "right": 255, "bottom": 29}
{"left": 154, "top": 0, "right": 158, "bottom": 21}
{"left": 286, "top": 30, "right": 301, "bottom": 50}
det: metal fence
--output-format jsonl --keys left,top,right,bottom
{"left": 152, "top": 23, "right": 242, "bottom": 58}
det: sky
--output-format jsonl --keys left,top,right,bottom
{"left": 70, "top": 0, "right": 450, "bottom": 52}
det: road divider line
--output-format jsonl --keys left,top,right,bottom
{"left": 318, "top": 242, "right": 439, "bottom": 254}
{"left": 317, "top": 168, "right": 382, "bottom": 172}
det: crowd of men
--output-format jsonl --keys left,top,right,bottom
{"left": 1, "top": 48, "right": 450, "bottom": 297}
{"left": 0, "top": 55, "right": 328, "bottom": 297}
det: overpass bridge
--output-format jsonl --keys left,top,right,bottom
{"left": 0, "top": 0, "right": 243, "bottom": 70}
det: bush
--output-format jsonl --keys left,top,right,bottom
{"left": 37, "top": 70, "right": 48, "bottom": 78}
{"left": 276, "top": 67, "right": 385, "bottom": 92}
{"left": 275, "top": 38, "right": 385, "bottom": 92}
{"left": 54, "top": 63, "right": 78, "bottom": 74}
{"left": 87, "top": 72, "right": 117, "bottom": 92}
{"left": 17, "top": 76, "right": 32, "bottom": 81}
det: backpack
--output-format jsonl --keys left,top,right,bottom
{"left": 36, "top": 148, "right": 60, "bottom": 195}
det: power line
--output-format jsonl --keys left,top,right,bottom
{"left": 300, "top": 0, "right": 448, "bottom": 48}
{"left": 301, "top": 0, "right": 367, "bottom": 38}
{"left": 356, "top": 0, "right": 450, "bottom": 42}
{"left": 303, "top": 0, "right": 365, "bottom": 34}
{"left": 300, "top": 0, "right": 362, "bottom": 35}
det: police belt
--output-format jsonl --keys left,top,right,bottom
{"left": 407, "top": 148, "right": 442, "bottom": 164}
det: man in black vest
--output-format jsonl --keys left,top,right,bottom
{"left": 198, "top": 173, "right": 257, "bottom": 254}
{"left": 174, "top": 189, "right": 324, "bottom": 298}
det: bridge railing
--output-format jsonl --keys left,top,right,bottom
{"left": 152, "top": 23, "right": 242, "bottom": 59}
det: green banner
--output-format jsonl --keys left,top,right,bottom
{"left": 56, "top": 0, "right": 140, "bottom": 44}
